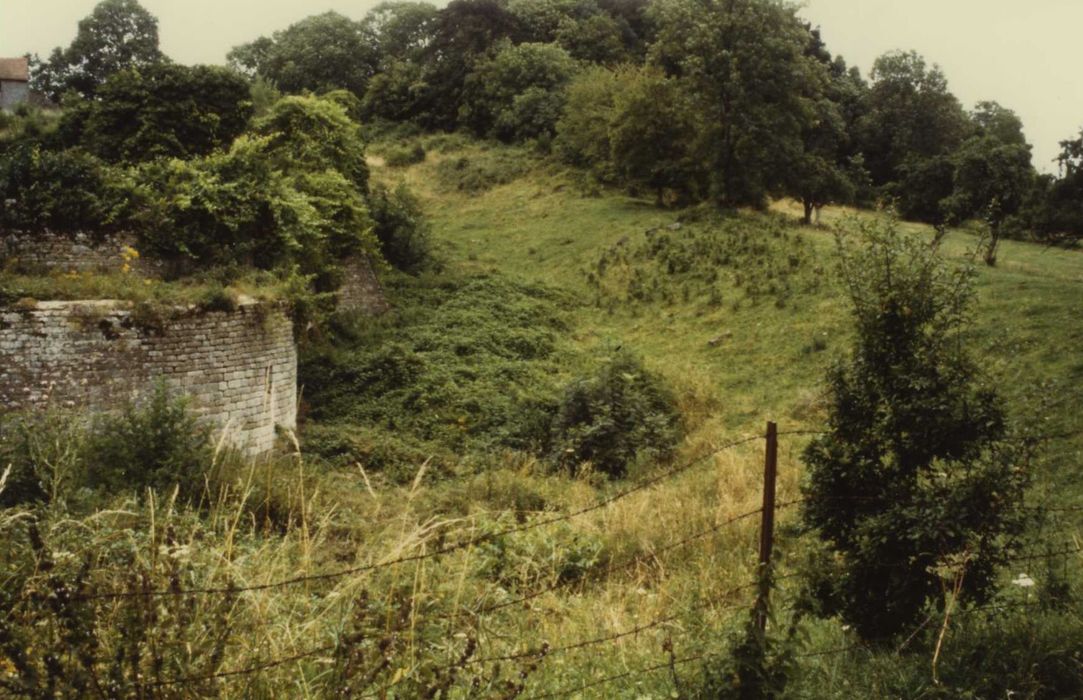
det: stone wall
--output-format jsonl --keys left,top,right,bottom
{"left": 1, "top": 232, "right": 389, "bottom": 312}
{"left": 0, "top": 231, "right": 164, "bottom": 277}
{"left": 338, "top": 256, "right": 390, "bottom": 314}
{"left": 0, "top": 298, "right": 297, "bottom": 455}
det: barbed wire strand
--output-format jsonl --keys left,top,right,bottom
{"left": 526, "top": 652, "right": 707, "bottom": 699}
{"left": 70, "top": 433, "right": 766, "bottom": 602}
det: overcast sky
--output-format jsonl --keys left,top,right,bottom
{"left": 3, "top": 0, "right": 1081, "bottom": 172}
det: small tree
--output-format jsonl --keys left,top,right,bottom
{"left": 801, "top": 219, "right": 1032, "bottom": 641}
{"left": 942, "top": 136, "right": 1034, "bottom": 266}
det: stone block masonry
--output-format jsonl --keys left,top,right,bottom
{"left": 338, "top": 255, "right": 390, "bottom": 314}
{"left": 1, "top": 231, "right": 389, "bottom": 313}
{"left": 0, "top": 298, "right": 297, "bottom": 455}
{"left": 0, "top": 231, "right": 165, "bottom": 277}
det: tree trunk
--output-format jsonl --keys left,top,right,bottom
{"left": 984, "top": 223, "right": 1001, "bottom": 266}
{"left": 802, "top": 199, "right": 813, "bottom": 226}
{"left": 930, "top": 224, "right": 948, "bottom": 250}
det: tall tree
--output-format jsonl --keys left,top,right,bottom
{"left": 857, "top": 50, "right": 971, "bottom": 187}
{"left": 970, "top": 100, "right": 1027, "bottom": 147}
{"left": 789, "top": 26, "right": 867, "bottom": 223}
{"left": 942, "top": 136, "right": 1034, "bottom": 264}
{"left": 228, "top": 12, "right": 378, "bottom": 97}
{"left": 33, "top": 0, "right": 166, "bottom": 101}
{"left": 360, "top": 2, "right": 440, "bottom": 65}
{"left": 648, "top": 0, "right": 820, "bottom": 207}
{"left": 415, "top": 0, "right": 523, "bottom": 129}
{"left": 607, "top": 67, "right": 703, "bottom": 204}
{"left": 1029, "top": 131, "right": 1083, "bottom": 241}
{"left": 72, "top": 64, "right": 253, "bottom": 164}
{"left": 459, "top": 41, "right": 578, "bottom": 141}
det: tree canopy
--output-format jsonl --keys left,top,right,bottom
{"left": 60, "top": 64, "right": 253, "bottom": 164}
{"left": 228, "top": 12, "right": 379, "bottom": 97}
{"left": 33, "top": 0, "right": 166, "bottom": 101}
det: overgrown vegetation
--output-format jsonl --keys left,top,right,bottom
{"left": 300, "top": 274, "right": 573, "bottom": 479}
{"left": 585, "top": 213, "right": 823, "bottom": 311}
{"left": 3, "top": 0, "right": 1083, "bottom": 697}
{"left": 0, "top": 386, "right": 212, "bottom": 508}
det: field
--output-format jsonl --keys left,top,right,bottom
{"left": 4, "top": 138, "right": 1082, "bottom": 698}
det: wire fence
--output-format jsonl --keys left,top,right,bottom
{"left": 64, "top": 433, "right": 766, "bottom": 603}
{"left": 14, "top": 423, "right": 1083, "bottom": 697}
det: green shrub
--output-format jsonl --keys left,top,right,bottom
{"left": 0, "top": 143, "right": 134, "bottom": 233}
{"left": 548, "top": 351, "right": 682, "bottom": 478}
{"left": 368, "top": 182, "right": 433, "bottom": 273}
{"left": 133, "top": 94, "right": 381, "bottom": 280}
{"left": 83, "top": 384, "right": 214, "bottom": 502}
{"left": 384, "top": 142, "right": 426, "bottom": 167}
{"left": 134, "top": 135, "right": 376, "bottom": 277}
{"left": 197, "top": 283, "right": 240, "bottom": 312}
{"left": 801, "top": 219, "right": 1033, "bottom": 641}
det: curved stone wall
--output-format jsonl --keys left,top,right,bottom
{"left": 0, "top": 298, "right": 296, "bottom": 455}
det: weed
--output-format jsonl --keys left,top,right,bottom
{"left": 434, "top": 148, "right": 533, "bottom": 194}
{"left": 83, "top": 384, "right": 214, "bottom": 503}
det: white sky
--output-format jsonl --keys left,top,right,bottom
{"left": 801, "top": 0, "right": 1083, "bottom": 173}
{"left": 3, "top": 0, "right": 1081, "bottom": 173}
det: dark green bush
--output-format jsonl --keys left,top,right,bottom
{"left": 300, "top": 274, "right": 571, "bottom": 473}
{"left": 368, "top": 182, "right": 433, "bottom": 273}
{"left": 83, "top": 384, "right": 214, "bottom": 502}
{"left": 61, "top": 63, "right": 253, "bottom": 164}
{"left": 0, "top": 143, "right": 134, "bottom": 233}
{"left": 548, "top": 351, "right": 681, "bottom": 478}
{"left": 801, "top": 219, "right": 1033, "bottom": 641}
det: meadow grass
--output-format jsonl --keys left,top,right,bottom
{"left": 4, "top": 137, "right": 1082, "bottom": 697}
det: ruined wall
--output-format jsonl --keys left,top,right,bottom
{"left": 0, "top": 299, "right": 297, "bottom": 455}
{"left": 2, "top": 232, "right": 389, "bottom": 312}
{"left": 0, "top": 231, "right": 164, "bottom": 276}
{"left": 338, "top": 256, "right": 390, "bottom": 314}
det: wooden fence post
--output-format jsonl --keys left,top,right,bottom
{"left": 755, "top": 421, "right": 779, "bottom": 634}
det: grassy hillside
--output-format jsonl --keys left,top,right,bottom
{"left": 4, "top": 137, "right": 1081, "bottom": 698}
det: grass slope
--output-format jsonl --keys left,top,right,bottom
{"left": 5, "top": 137, "right": 1081, "bottom": 697}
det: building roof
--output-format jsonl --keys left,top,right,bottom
{"left": 0, "top": 57, "right": 30, "bottom": 82}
